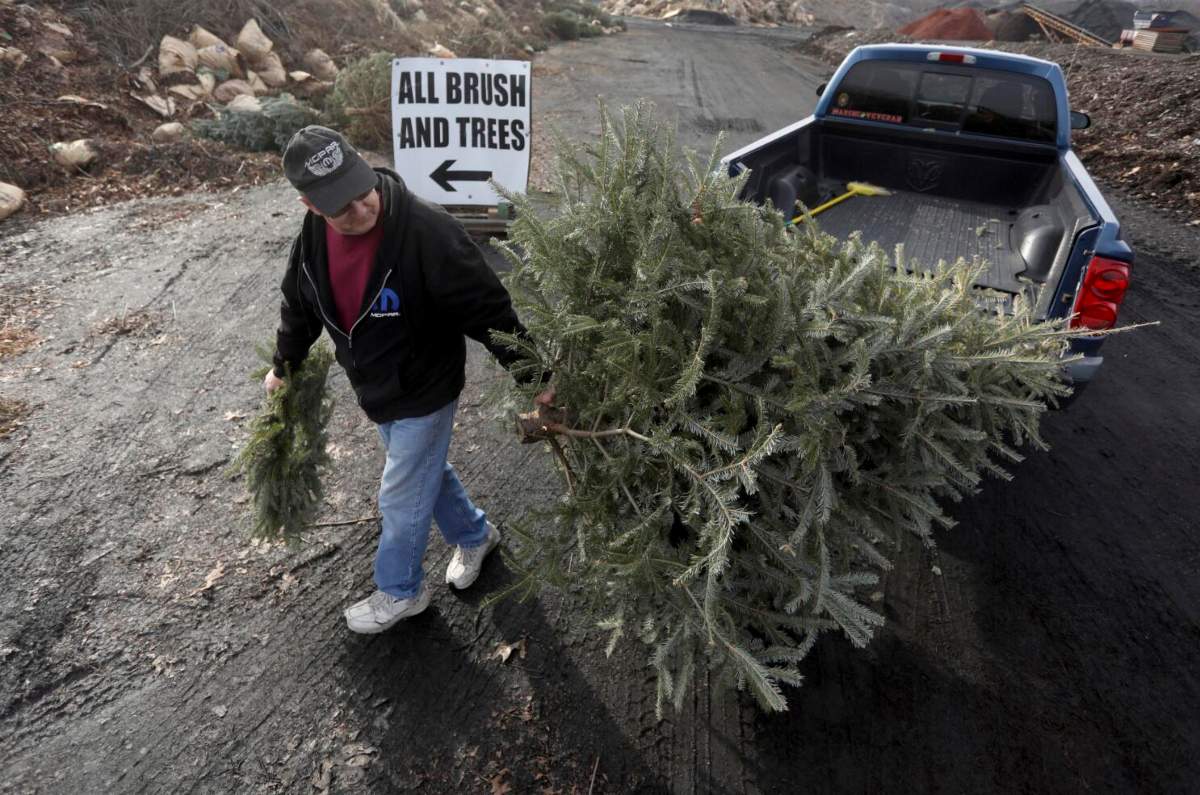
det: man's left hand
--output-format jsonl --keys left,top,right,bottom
{"left": 264, "top": 369, "right": 285, "bottom": 394}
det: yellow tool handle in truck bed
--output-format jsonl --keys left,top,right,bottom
{"left": 790, "top": 181, "right": 891, "bottom": 225}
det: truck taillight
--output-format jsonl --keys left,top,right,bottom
{"left": 1071, "top": 256, "right": 1130, "bottom": 330}
{"left": 926, "top": 52, "right": 976, "bottom": 64}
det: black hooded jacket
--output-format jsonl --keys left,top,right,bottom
{"left": 272, "top": 168, "right": 533, "bottom": 423}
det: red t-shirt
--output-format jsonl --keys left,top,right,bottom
{"left": 325, "top": 216, "right": 385, "bottom": 333}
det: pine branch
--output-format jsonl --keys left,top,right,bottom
{"left": 231, "top": 342, "right": 335, "bottom": 545}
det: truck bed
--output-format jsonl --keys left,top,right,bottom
{"left": 813, "top": 190, "right": 1025, "bottom": 293}
{"left": 730, "top": 120, "right": 1099, "bottom": 313}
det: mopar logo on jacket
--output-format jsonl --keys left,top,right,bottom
{"left": 371, "top": 287, "right": 401, "bottom": 318}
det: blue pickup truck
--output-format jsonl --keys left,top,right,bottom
{"left": 720, "top": 44, "right": 1132, "bottom": 389}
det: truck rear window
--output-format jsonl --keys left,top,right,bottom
{"left": 916, "top": 73, "right": 972, "bottom": 124}
{"left": 829, "top": 60, "right": 1058, "bottom": 143}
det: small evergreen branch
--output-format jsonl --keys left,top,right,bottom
{"left": 231, "top": 343, "right": 335, "bottom": 546}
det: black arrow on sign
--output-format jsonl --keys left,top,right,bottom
{"left": 430, "top": 159, "right": 492, "bottom": 192}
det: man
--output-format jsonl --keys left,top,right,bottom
{"left": 265, "top": 126, "right": 550, "bottom": 634}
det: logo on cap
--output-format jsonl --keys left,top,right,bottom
{"left": 305, "top": 141, "right": 344, "bottom": 177}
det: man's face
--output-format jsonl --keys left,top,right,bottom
{"left": 302, "top": 188, "right": 381, "bottom": 236}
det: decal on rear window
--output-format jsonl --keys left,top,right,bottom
{"left": 829, "top": 107, "right": 904, "bottom": 124}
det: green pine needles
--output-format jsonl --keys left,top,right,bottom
{"left": 233, "top": 343, "right": 335, "bottom": 545}
{"left": 491, "top": 102, "right": 1074, "bottom": 714}
{"left": 193, "top": 94, "right": 322, "bottom": 152}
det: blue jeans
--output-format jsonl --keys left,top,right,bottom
{"left": 374, "top": 399, "right": 489, "bottom": 599}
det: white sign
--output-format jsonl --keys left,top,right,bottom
{"left": 391, "top": 57, "right": 531, "bottom": 206}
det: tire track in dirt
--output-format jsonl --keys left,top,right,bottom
{"left": 0, "top": 400, "right": 193, "bottom": 736}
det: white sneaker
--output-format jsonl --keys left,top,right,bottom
{"left": 344, "top": 583, "right": 430, "bottom": 634}
{"left": 445, "top": 522, "right": 501, "bottom": 590}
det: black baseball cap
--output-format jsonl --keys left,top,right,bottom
{"left": 283, "top": 125, "right": 379, "bottom": 215}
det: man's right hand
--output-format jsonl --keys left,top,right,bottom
{"left": 534, "top": 385, "right": 556, "bottom": 409}
{"left": 264, "top": 369, "right": 285, "bottom": 394}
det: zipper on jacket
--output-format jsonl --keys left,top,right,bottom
{"left": 301, "top": 262, "right": 347, "bottom": 341}
{"left": 302, "top": 262, "right": 395, "bottom": 363}
{"left": 347, "top": 269, "right": 395, "bottom": 352}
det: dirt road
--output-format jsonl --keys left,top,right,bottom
{"left": 2, "top": 19, "right": 1199, "bottom": 794}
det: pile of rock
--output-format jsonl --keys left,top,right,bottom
{"left": 137, "top": 20, "right": 340, "bottom": 131}
{"left": 1068, "top": 0, "right": 1137, "bottom": 43}
{"left": 898, "top": 8, "right": 993, "bottom": 41}
{"left": 601, "top": 0, "right": 815, "bottom": 27}
{"left": 0, "top": 182, "right": 24, "bottom": 222}
{"left": 986, "top": 9, "right": 1043, "bottom": 43}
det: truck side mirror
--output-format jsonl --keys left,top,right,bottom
{"left": 1070, "top": 111, "right": 1091, "bottom": 130}
{"left": 816, "top": 82, "right": 826, "bottom": 97}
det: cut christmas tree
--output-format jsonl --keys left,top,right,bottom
{"left": 491, "top": 102, "right": 1079, "bottom": 714}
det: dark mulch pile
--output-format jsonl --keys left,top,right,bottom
{"left": 36, "top": 140, "right": 279, "bottom": 213}
{"left": 0, "top": 3, "right": 278, "bottom": 217}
